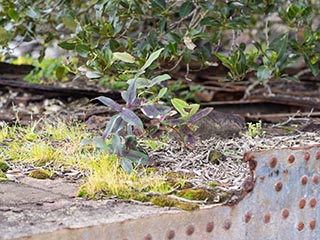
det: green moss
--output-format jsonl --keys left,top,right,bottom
{"left": 77, "top": 185, "right": 90, "bottom": 197}
{"left": 118, "top": 190, "right": 151, "bottom": 202}
{"left": 165, "top": 171, "right": 194, "bottom": 179}
{"left": 219, "top": 192, "right": 229, "bottom": 202}
{"left": 0, "top": 161, "right": 10, "bottom": 172}
{"left": 151, "top": 195, "right": 199, "bottom": 211}
{"left": 180, "top": 181, "right": 193, "bottom": 189}
{"left": 0, "top": 169, "right": 8, "bottom": 182}
{"left": 177, "top": 189, "right": 215, "bottom": 202}
{"left": 28, "top": 169, "right": 51, "bottom": 179}
{"left": 208, "top": 181, "right": 218, "bottom": 188}
{"left": 208, "top": 150, "right": 224, "bottom": 164}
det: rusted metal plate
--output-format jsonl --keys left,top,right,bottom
{"left": 17, "top": 145, "right": 320, "bottom": 240}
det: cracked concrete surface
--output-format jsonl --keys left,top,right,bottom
{"left": 0, "top": 176, "right": 170, "bottom": 240}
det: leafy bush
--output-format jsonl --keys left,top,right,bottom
{"left": 81, "top": 48, "right": 211, "bottom": 173}
{"left": 0, "top": 0, "right": 319, "bottom": 81}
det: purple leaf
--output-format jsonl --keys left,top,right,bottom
{"left": 95, "top": 96, "right": 122, "bottom": 112}
{"left": 120, "top": 109, "right": 144, "bottom": 129}
{"left": 103, "top": 114, "right": 120, "bottom": 140}
{"left": 121, "top": 91, "right": 127, "bottom": 102}
{"left": 167, "top": 118, "right": 184, "bottom": 125}
{"left": 114, "top": 118, "right": 126, "bottom": 134}
{"left": 120, "top": 157, "right": 133, "bottom": 174}
{"left": 126, "top": 150, "right": 150, "bottom": 165}
{"left": 126, "top": 78, "right": 137, "bottom": 108}
{"left": 141, "top": 104, "right": 171, "bottom": 119}
{"left": 111, "top": 134, "right": 123, "bottom": 155}
{"left": 186, "top": 135, "right": 196, "bottom": 144}
{"left": 92, "top": 137, "right": 109, "bottom": 151}
{"left": 188, "top": 108, "right": 213, "bottom": 123}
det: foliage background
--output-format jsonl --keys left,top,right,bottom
{"left": 0, "top": 0, "right": 319, "bottom": 82}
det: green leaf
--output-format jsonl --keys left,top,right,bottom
{"left": 183, "top": 49, "right": 192, "bottom": 63}
{"left": 62, "top": 17, "right": 77, "bottom": 31}
{"left": 79, "top": 138, "right": 91, "bottom": 147}
{"left": 157, "top": 87, "right": 167, "bottom": 99}
{"left": 126, "top": 150, "right": 150, "bottom": 166}
{"left": 269, "top": 33, "right": 288, "bottom": 62}
{"left": 215, "top": 53, "right": 232, "bottom": 67}
{"left": 179, "top": 2, "right": 194, "bottom": 18}
{"left": 92, "top": 137, "right": 109, "bottom": 151}
{"left": 236, "top": 48, "right": 247, "bottom": 75}
{"left": 86, "top": 71, "right": 102, "bottom": 79}
{"left": 55, "top": 66, "right": 65, "bottom": 80}
{"left": 8, "top": 9, "right": 19, "bottom": 20}
{"left": 0, "top": 26, "right": 12, "bottom": 45}
{"left": 75, "top": 44, "right": 90, "bottom": 57}
{"left": 304, "top": 54, "right": 319, "bottom": 77}
{"left": 171, "top": 98, "right": 188, "bottom": 117}
{"left": 252, "top": 41, "right": 263, "bottom": 52}
{"left": 26, "top": 7, "right": 40, "bottom": 19}
{"left": 141, "top": 48, "right": 164, "bottom": 71}
{"left": 151, "top": 0, "right": 166, "bottom": 10}
{"left": 257, "top": 66, "right": 273, "bottom": 82}
{"left": 189, "top": 104, "right": 200, "bottom": 117}
{"left": 58, "top": 41, "right": 75, "bottom": 50}
{"left": 113, "top": 52, "right": 135, "bottom": 63}
{"left": 149, "top": 74, "right": 171, "bottom": 87}
{"left": 287, "top": 4, "right": 299, "bottom": 20}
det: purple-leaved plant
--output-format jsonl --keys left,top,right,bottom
{"left": 81, "top": 49, "right": 213, "bottom": 173}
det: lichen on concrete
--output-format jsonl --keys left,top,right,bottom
{"left": 0, "top": 169, "right": 8, "bottom": 182}
{"left": 28, "top": 169, "right": 51, "bottom": 179}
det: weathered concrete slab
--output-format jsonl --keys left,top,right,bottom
{"left": 0, "top": 178, "right": 171, "bottom": 240}
{"left": 1, "top": 145, "right": 320, "bottom": 240}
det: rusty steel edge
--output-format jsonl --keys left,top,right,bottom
{"left": 16, "top": 145, "right": 320, "bottom": 240}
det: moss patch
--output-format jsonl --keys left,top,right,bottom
{"left": 176, "top": 189, "right": 216, "bottom": 202}
{"left": 208, "top": 181, "right": 218, "bottom": 188}
{"left": 0, "top": 169, "right": 8, "bottom": 182}
{"left": 0, "top": 161, "right": 10, "bottom": 172}
{"left": 28, "top": 169, "right": 51, "bottom": 179}
{"left": 151, "top": 195, "right": 199, "bottom": 211}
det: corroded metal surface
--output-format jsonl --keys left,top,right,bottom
{"left": 17, "top": 145, "right": 320, "bottom": 240}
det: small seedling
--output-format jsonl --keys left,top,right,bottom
{"left": 246, "top": 120, "right": 265, "bottom": 137}
{"left": 168, "top": 98, "right": 213, "bottom": 144}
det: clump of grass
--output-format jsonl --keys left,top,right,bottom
{"left": 0, "top": 121, "right": 172, "bottom": 204}
{"left": 29, "top": 169, "right": 51, "bottom": 179}
{"left": 0, "top": 120, "right": 206, "bottom": 209}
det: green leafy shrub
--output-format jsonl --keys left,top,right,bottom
{"left": 0, "top": 1, "right": 319, "bottom": 81}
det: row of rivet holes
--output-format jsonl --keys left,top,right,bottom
{"left": 124, "top": 151, "right": 320, "bottom": 240}
{"left": 268, "top": 151, "right": 319, "bottom": 233}
{"left": 126, "top": 213, "right": 316, "bottom": 240}
{"left": 124, "top": 221, "right": 226, "bottom": 240}
{"left": 269, "top": 151, "right": 320, "bottom": 168}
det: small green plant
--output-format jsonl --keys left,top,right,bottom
{"left": 12, "top": 56, "right": 70, "bottom": 84}
{"left": 215, "top": 44, "right": 248, "bottom": 81}
{"left": 246, "top": 120, "right": 265, "bottom": 137}
{"left": 169, "top": 98, "right": 213, "bottom": 144}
